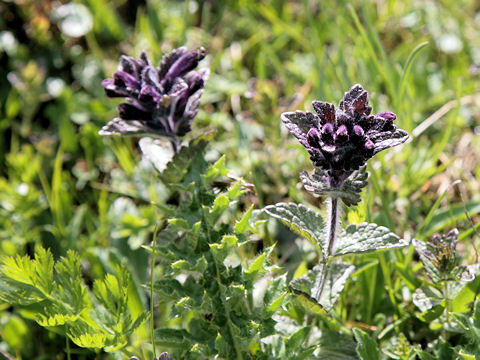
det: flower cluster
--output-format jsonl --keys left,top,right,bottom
{"left": 414, "top": 229, "right": 475, "bottom": 283}
{"left": 100, "top": 47, "right": 208, "bottom": 140}
{"left": 282, "top": 84, "right": 409, "bottom": 187}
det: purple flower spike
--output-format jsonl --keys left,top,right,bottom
{"left": 100, "top": 47, "right": 209, "bottom": 139}
{"left": 282, "top": 84, "right": 409, "bottom": 187}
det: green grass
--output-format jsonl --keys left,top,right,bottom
{"left": 0, "top": 0, "right": 479, "bottom": 358}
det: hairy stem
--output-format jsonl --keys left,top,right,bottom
{"left": 443, "top": 281, "right": 451, "bottom": 324}
{"left": 326, "top": 198, "right": 340, "bottom": 257}
{"left": 150, "top": 226, "right": 158, "bottom": 359}
{"left": 315, "top": 197, "right": 340, "bottom": 299}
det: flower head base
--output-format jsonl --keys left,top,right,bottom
{"left": 414, "top": 229, "right": 475, "bottom": 283}
{"left": 282, "top": 84, "right": 409, "bottom": 187}
{"left": 100, "top": 47, "right": 208, "bottom": 139}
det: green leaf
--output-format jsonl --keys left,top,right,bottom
{"left": 412, "top": 286, "right": 444, "bottom": 312}
{"left": 264, "top": 202, "right": 326, "bottom": 257}
{"left": 235, "top": 204, "right": 254, "bottom": 234}
{"left": 203, "top": 155, "right": 229, "bottom": 186}
{"left": 154, "top": 328, "right": 193, "bottom": 349}
{"left": 353, "top": 328, "right": 380, "bottom": 360}
{"left": 316, "top": 330, "right": 359, "bottom": 359}
{"left": 246, "top": 253, "right": 266, "bottom": 274}
{"left": 67, "top": 322, "right": 109, "bottom": 349}
{"left": 285, "top": 327, "right": 312, "bottom": 354}
{"left": 161, "top": 131, "right": 214, "bottom": 184}
{"left": 168, "top": 218, "right": 191, "bottom": 231}
{"left": 55, "top": 251, "right": 89, "bottom": 313}
{"left": 210, "top": 235, "right": 238, "bottom": 262}
{"left": 207, "top": 194, "right": 229, "bottom": 225}
{"left": 289, "top": 262, "right": 355, "bottom": 312}
{"left": 3, "top": 315, "right": 30, "bottom": 352}
{"left": 334, "top": 222, "right": 408, "bottom": 257}
{"left": 32, "top": 247, "right": 54, "bottom": 294}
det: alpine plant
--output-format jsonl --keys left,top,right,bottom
{"left": 281, "top": 84, "right": 409, "bottom": 189}
{"left": 100, "top": 46, "right": 208, "bottom": 146}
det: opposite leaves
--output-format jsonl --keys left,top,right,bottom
{"left": 264, "top": 202, "right": 408, "bottom": 259}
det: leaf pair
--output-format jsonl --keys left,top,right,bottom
{"left": 264, "top": 202, "right": 408, "bottom": 311}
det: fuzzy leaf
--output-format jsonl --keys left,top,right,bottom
{"left": 353, "top": 328, "right": 380, "bottom": 360}
{"left": 139, "top": 137, "right": 175, "bottom": 173}
{"left": 289, "top": 262, "right": 355, "bottom": 312}
{"left": 300, "top": 166, "right": 368, "bottom": 206}
{"left": 333, "top": 222, "right": 408, "bottom": 257}
{"left": 412, "top": 286, "right": 443, "bottom": 312}
{"left": 316, "top": 330, "right": 359, "bottom": 359}
{"left": 264, "top": 202, "right": 326, "bottom": 258}
{"left": 161, "top": 131, "right": 214, "bottom": 184}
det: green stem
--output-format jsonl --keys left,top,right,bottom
{"left": 150, "top": 226, "right": 158, "bottom": 359}
{"left": 66, "top": 334, "right": 71, "bottom": 360}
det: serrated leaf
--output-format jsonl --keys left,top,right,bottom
{"left": 155, "top": 328, "right": 193, "bottom": 349}
{"left": 289, "top": 262, "right": 355, "bottom": 312}
{"left": 208, "top": 194, "right": 229, "bottom": 224}
{"left": 264, "top": 202, "right": 326, "bottom": 258}
{"left": 316, "top": 330, "right": 359, "bottom": 359}
{"left": 32, "top": 247, "right": 54, "bottom": 294}
{"left": 353, "top": 328, "right": 380, "bottom": 360}
{"left": 209, "top": 235, "right": 238, "bottom": 262}
{"left": 67, "top": 322, "right": 110, "bottom": 349}
{"left": 235, "top": 204, "right": 254, "bottom": 234}
{"left": 333, "top": 222, "right": 408, "bottom": 257}
{"left": 228, "top": 180, "right": 246, "bottom": 200}
{"left": 203, "top": 155, "right": 229, "bottom": 186}
{"left": 300, "top": 166, "right": 368, "bottom": 206}
{"left": 161, "top": 131, "right": 214, "bottom": 184}
{"left": 55, "top": 250, "right": 89, "bottom": 313}
{"left": 246, "top": 253, "right": 266, "bottom": 274}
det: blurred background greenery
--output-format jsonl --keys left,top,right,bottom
{"left": 0, "top": 0, "right": 479, "bottom": 358}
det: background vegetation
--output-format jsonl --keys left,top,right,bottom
{"left": 0, "top": 0, "right": 479, "bottom": 358}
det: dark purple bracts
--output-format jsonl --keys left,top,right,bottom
{"left": 281, "top": 84, "right": 409, "bottom": 187}
{"left": 100, "top": 47, "right": 208, "bottom": 138}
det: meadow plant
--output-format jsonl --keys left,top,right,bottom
{"left": 1, "top": 33, "right": 479, "bottom": 359}
{"left": 100, "top": 47, "right": 208, "bottom": 152}
{"left": 265, "top": 84, "right": 410, "bottom": 310}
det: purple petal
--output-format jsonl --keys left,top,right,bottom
{"left": 335, "top": 125, "right": 349, "bottom": 143}
{"left": 321, "top": 123, "right": 335, "bottom": 144}
{"left": 159, "top": 47, "right": 188, "bottom": 80}
{"left": 139, "top": 85, "right": 161, "bottom": 103}
{"left": 113, "top": 71, "right": 140, "bottom": 89}
{"left": 118, "top": 103, "right": 152, "bottom": 121}
{"left": 353, "top": 125, "right": 365, "bottom": 138}
{"left": 163, "top": 48, "right": 206, "bottom": 84}
{"left": 307, "top": 128, "right": 321, "bottom": 148}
